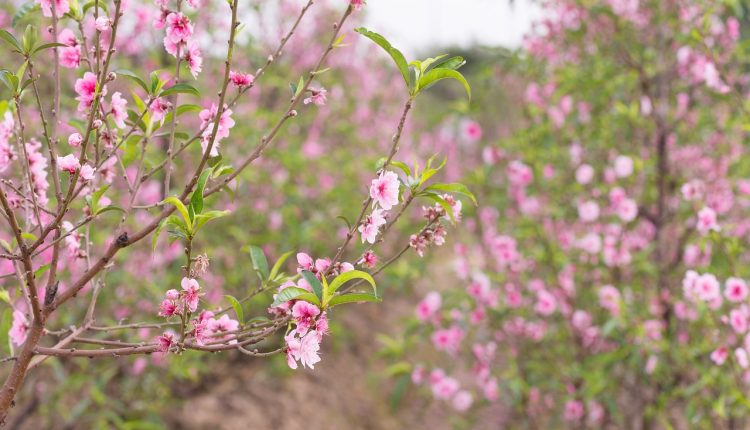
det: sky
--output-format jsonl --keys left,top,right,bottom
{"left": 363, "top": 0, "right": 542, "bottom": 56}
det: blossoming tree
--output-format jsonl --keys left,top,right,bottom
{"left": 0, "top": 0, "right": 475, "bottom": 422}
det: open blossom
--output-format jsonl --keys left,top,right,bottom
{"left": 416, "top": 291, "right": 442, "bottom": 322}
{"left": 696, "top": 206, "right": 720, "bottom": 235}
{"left": 693, "top": 273, "right": 721, "bottom": 302}
{"left": 181, "top": 277, "right": 202, "bottom": 312}
{"left": 292, "top": 301, "right": 321, "bottom": 336}
{"left": 184, "top": 41, "right": 203, "bottom": 78}
{"left": 725, "top": 277, "right": 749, "bottom": 302}
{"left": 74, "top": 72, "right": 101, "bottom": 111}
{"left": 165, "top": 13, "right": 193, "bottom": 43}
{"left": 110, "top": 92, "right": 128, "bottom": 129}
{"left": 39, "top": 0, "right": 70, "bottom": 17}
{"left": 575, "top": 164, "right": 594, "bottom": 184}
{"left": 359, "top": 250, "right": 378, "bottom": 268}
{"left": 359, "top": 208, "right": 387, "bottom": 244}
{"left": 58, "top": 28, "right": 81, "bottom": 68}
{"left": 206, "top": 315, "right": 240, "bottom": 342}
{"left": 57, "top": 154, "right": 81, "bottom": 173}
{"left": 370, "top": 171, "right": 400, "bottom": 210}
{"left": 285, "top": 330, "right": 322, "bottom": 370}
{"left": 156, "top": 331, "right": 175, "bottom": 353}
{"left": 80, "top": 164, "right": 95, "bottom": 181}
{"left": 535, "top": 289, "right": 558, "bottom": 315}
{"left": 304, "top": 87, "right": 327, "bottom": 106}
{"left": 577, "top": 200, "right": 600, "bottom": 222}
{"left": 199, "top": 104, "right": 235, "bottom": 157}
{"left": 711, "top": 346, "right": 729, "bottom": 365}
{"left": 613, "top": 155, "right": 634, "bottom": 177}
{"left": 150, "top": 97, "right": 171, "bottom": 123}
{"left": 9, "top": 311, "right": 29, "bottom": 346}
{"left": 229, "top": 70, "right": 254, "bottom": 88}
{"left": 452, "top": 390, "right": 473, "bottom": 412}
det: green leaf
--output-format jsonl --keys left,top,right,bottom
{"left": 248, "top": 246, "right": 269, "bottom": 280}
{"left": 301, "top": 270, "right": 323, "bottom": 302}
{"left": 224, "top": 295, "right": 244, "bottom": 325}
{"left": 0, "top": 30, "right": 22, "bottom": 52}
{"left": 327, "top": 270, "right": 376, "bottom": 297}
{"left": 355, "top": 27, "right": 410, "bottom": 89}
{"left": 417, "top": 68, "right": 471, "bottom": 100}
{"left": 0, "top": 309, "right": 11, "bottom": 355}
{"left": 95, "top": 205, "right": 126, "bottom": 216}
{"left": 12, "top": 3, "right": 39, "bottom": 28}
{"left": 190, "top": 168, "right": 211, "bottom": 215}
{"left": 271, "top": 287, "right": 320, "bottom": 307}
{"left": 160, "top": 83, "right": 199, "bottom": 98}
{"left": 32, "top": 42, "right": 66, "bottom": 54}
{"left": 269, "top": 250, "right": 295, "bottom": 281}
{"left": 327, "top": 293, "right": 382, "bottom": 307}
{"left": 114, "top": 69, "right": 149, "bottom": 95}
{"left": 426, "top": 55, "right": 465, "bottom": 73}
{"left": 423, "top": 182, "right": 477, "bottom": 205}
{"left": 22, "top": 25, "right": 37, "bottom": 54}
{"left": 0, "top": 70, "right": 19, "bottom": 94}
{"left": 152, "top": 218, "right": 167, "bottom": 250}
{"left": 162, "top": 196, "right": 192, "bottom": 233}
{"left": 193, "top": 210, "right": 229, "bottom": 231}
{"left": 390, "top": 161, "right": 412, "bottom": 177}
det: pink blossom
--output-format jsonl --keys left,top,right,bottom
{"left": 150, "top": 97, "right": 171, "bottom": 123}
{"left": 577, "top": 200, "right": 599, "bottom": 222}
{"left": 359, "top": 208, "right": 387, "bottom": 244}
{"left": 207, "top": 314, "right": 240, "bottom": 339}
{"left": 184, "top": 41, "right": 203, "bottom": 78}
{"left": 725, "top": 277, "right": 749, "bottom": 302}
{"left": 359, "top": 250, "right": 378, "bottom": 268}
{"left": 74, "top": 72, "right": 100, "bottom": 112}
{"left": 564, "top": 400, "right": 585, "bottom": 422}
{"left": 736, "top": 348, "right": 749, "bottom": 369}
{"left": 9, "top": 311, "right": 29, "bottom": 346}
{"left": 535, "top": 290, "right": 557, "bottom": 316}
{"left": 57, "top": 154, "right": 80, "bottom": 173}
{"left": 431, "top": 326, "right": 464, "bottom": 355}
{"left": 158, "top": 299, "right": 179, "bottom": 317}
{"left": 711, "top": 346, "right": 729, "bottom": 365}
{"left": 370, "top": 171, "right": 400, "bottom": 210}
{"left": 95, "top": 16, "right": 111, "bottom": 32}
{"left": 416, "top": 291, "right": 441, "bottom": 322}
{"left": 110, "top": 92, "right": 128, "bottom": 129}
{"left": 165, "top": 13, "right": 193, "bottom": 43}
{"left": 292, "top": 301, "right": 321, "bottom": 336}
{"left": 199, "top": 104, "right": 235, "bottom": 157}
{"left": 304, "top": 87, "right": 327, "bottom": 106}
{"left": 575, "top": 164, "right": 594, "bottom": 184}
{"left": 181, "top": 277, "right": 202, "bottom": 312}
{"left": 696, "top": 206, "right": 720, "bottom": 235}
{"left": 286, "top": 330, "right": 322, "bottom": 369}
{"left": 452, "top": 390, "right": 473, "bottom": 412}
{"left": 693, "top": 273, "right": 721, "bottom": 302}
{"left": 730, "top": 309, "right": 748, "bottom": 334}
{"left": 156, "top": 331, "right": 175, "bottom": 353}
{"left": 350, "top": 0, "right": 366, "bottom": 10}
{"left": 431, "top": 376, "right": 459, "bottom": 400}
{"left": 229, "top": 70, "right": 254, "bottom": 88}
{"left": 463, "top": 120, "right": 482, "bottom": 142}
{"left": 613, "top": 155, "right": 634, "bottom": 177}
{"left": 68, "top": 133, "right": 83, "bottom": 147}
{"left": 80, "top": 164, "right": 95, "bottom": 181}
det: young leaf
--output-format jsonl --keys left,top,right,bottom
{"left": 0, "top": 30, "right": 20, "bottom": 53}
{"left": 248, "top": 246, "right": 269, "bottom": 280}
{"left": 327, "top": 293, "right": 382, "bottom": 308}
{"left": 271, "top": 287, "right": 320, "bottom": 307}
{"left": 417, "top": 68, "right": 471, "bottom": 100}
{"left": 224, "top": 295, "right": 244, "bottom": 325}
{"left": 160, "top": 83, "right": 199, "bottom": 97}
{"left": 11, "top": 3, "right": 40, "bottom": 28}
{"left": 269, "top": 250, "right": 295, "bottom": 281}
{"left": 193, "top": 210, "right": 229, "bottom": 232}
{"left": 115, "top": 69, "right": 150, "bottom": 94}
{"left": 32, "top": 42, "right": 66, "bottom": 54}
{"left": 354, "top": 27, "right": 410, "bottom": 89}
{"left": 300, "top": 270, "right": 324, "bottom": 302}
{"left": 426, "top": 56, "right": 465, "bottom": 73}
{"left": 327, "top": 270, "right": 376, "bottom": 297}
{"left": 423, "top": 182, "right": 477, "bottom": 205}
{"left": 190, "top": 168, "right": 211, "bottom": 215}
{"left": 162, "top": 196, "right": 192, "bottom": 233}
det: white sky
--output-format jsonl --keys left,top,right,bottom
{"left": 363, "top": 0, "right": 541, "bottom": 56}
